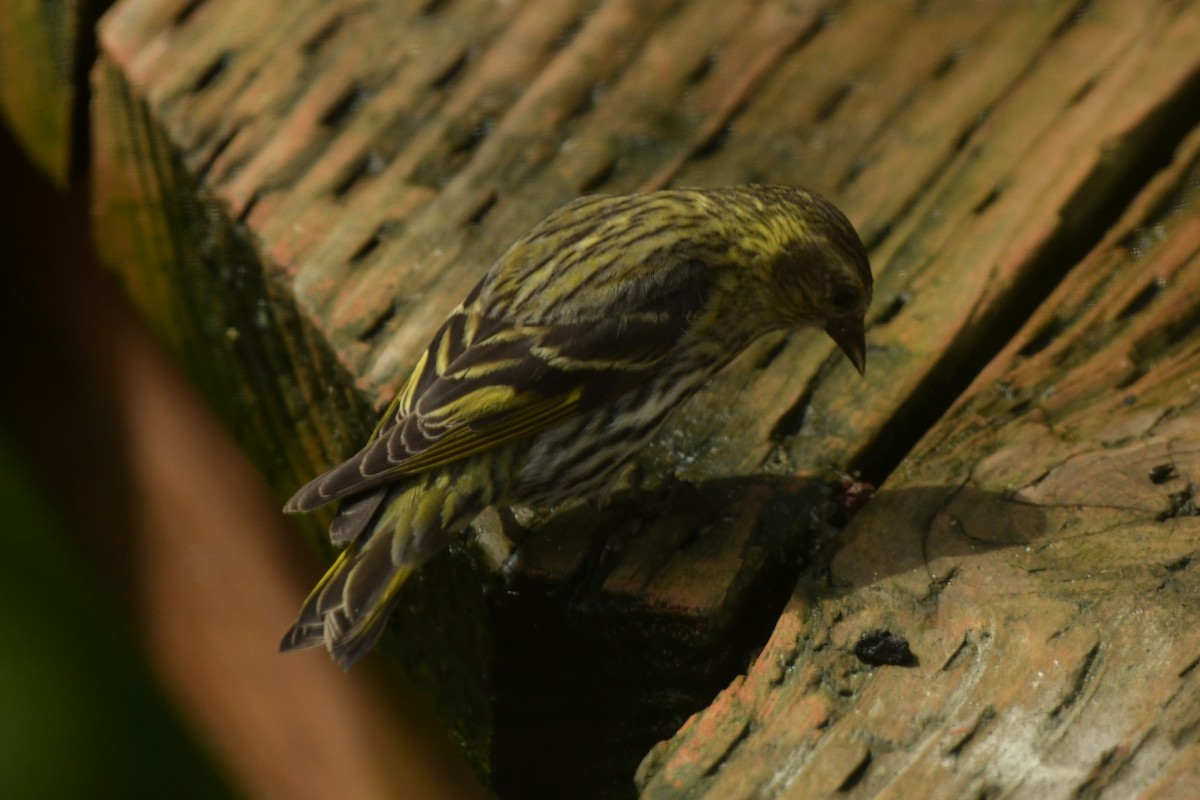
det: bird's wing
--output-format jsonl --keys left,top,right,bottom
{"left": 285, "top": 267, "right": 710, "bottom": 513}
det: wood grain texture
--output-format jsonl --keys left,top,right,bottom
{"left": 90, "top": 0, "right": 1200, "bottom": 795}
{"left": 636, "top": 111, "right": 1200, "bottom": 800}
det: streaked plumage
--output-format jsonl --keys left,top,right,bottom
{"left": 282, "top": 185, "right": 872, "bottom": 668}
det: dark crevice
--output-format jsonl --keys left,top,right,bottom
{"left": 357, "top": 302, "right": 399, "bottom": 342}
{"left": 837, "top": 156, "right": 872, "bottom": 191}
{"left": 701, "top": 721, "right": 751, "bottom": 777}
{"left": 1179, "top": 655, "right": 1200, "bottom": 679}
{"left": 1136, "top": 302, "right": 1200, "bottom": 363}
{"left": 1128, "top": 297, "right": 1200, "bottom": 371}
{"left": 579, "top": 157, "right": 618, "bottom": 194}
{"left": 466, "top": 191, "right": 498, "bottom": 227}
{"left": 932, "top": 47, "right": 965, "bottom": 80}
{"left": 753, "top": 333, "right": 791, "bottom": 371}
{"left": 1018, "top": 315, "right": 1065, "bottom": 357}
{"left": 1050, "top": 643, "right": 1101, "bottom": 720}
{"left": 692, "top": 123, "right": 731, "bottom": 161}
{"left": 971, "top": 184, "right": 1003, "bottom": 216}
{"left": 687, "top": 51, "right": 718, "bottom": 85}
{"left": 1114, "top": 365, "right": 1145, "bottom": 390}
{"left": 303, "top": 14, "right": 348, "bottom": 56}
{"left": 941, "top": 632, "right": 973, "bottom": 671}
{"left": 1072, "top": 745, "right": 1123, "bottom": 800}
{"left": 1171, "top": 717, "right": 1200, "bottom": 748}
{"left": 1121, "top": 157, "right": 1200, "bottom": 243}
{"left": 859, "top": 175, "right": 929, "bottom": 251}
{"left": 946, "top": 707, "right": 995, "bottom": 757}
{"left": 1117, "top": 278, "right": 1165, "bottom": 320}
{"left": 431, "top": 49, "right": 469, "bottom": 90}
{"left": 836, "top": 749, "right": 872, "bottom": 792}
{"left": 192, "top": 52, "right": 231, "bottom": 94}
{"left": 873, "top": 293, "right": 909, "bottom": 326}
{"left": 321, "top": 84, "right": 369, "bottom": 128}
{"left": 447, "top": 119, "right": 491, "bottom": 158}
{"left": 551, "top": 15, "right": 586, "bottom": 52}
{"left": 925, "top": 565, "right": 960, "bottom": 603}
{"left": 67, "top": 0, "right": 102, "bottom": 183}
{"left": 1156, "top": 485, "right": 1199, "bottom": 522}
{"left": 1164, "top": 552, "right": 1197, "bottom": 572}
{"left": 235, "top": 190, "right": 261, "bottom": 226}
{"left": 768, "top": 369, "right": 819, "bottom": 442}
{"left": 816, "top": 83, "right": 855, "bottom": 123}
{"left": 1149, "top": 463, "right": 1177, "bottom": 484}
{"left": 349, "top": 220, "right": 401, "bottom": 264}
{"left": 194, "top": 122, "right": 242, "bottom": 186}
{"left": 412, "top": 117, "right": 490, "bottom": 189}
{"left": 332, "top": 150, "right": 386, "bottom": 198}
{"left": 173, "top": 0, "right": 207, "bottom": 26}
{"left": 793, "top": 5, "right": 833, "bottom": 53}
{"left": 421, "top": 0, "right": 453, "bottom": 16}
{"left": 564, "top": 84, "right": 599, "bottom": 124}
{"left": 1008, "top": 399, "right": 1032, "bottom": 417}
{"left": 696, "top": 122, "right": 729, "bottom": 160}
{"left": 949, "top": 113, "right": 988, "bottom": 158}
{"left": 1068, "top": 74, "right": 1099, "bottom": 108}
{"left": 1048, "top": 0, "right": 1097, "bottom": 43}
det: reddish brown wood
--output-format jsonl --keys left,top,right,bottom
{"left": 89, "top": 0, "right": 1200, "bottom": 795}
{"left": 637, "top": 119, "right": 1200, "bottom": 800}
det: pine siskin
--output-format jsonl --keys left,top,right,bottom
{"left": 282, "top": 185, "right": 872, "bottom": 668}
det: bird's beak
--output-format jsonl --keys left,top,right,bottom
{"left": 824, "top": 317, "right": 867, "bottom": 376}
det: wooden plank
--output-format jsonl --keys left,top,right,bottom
{"left": 0, "top": 0, "right": 95, "bottom": 186}
{"left": 90, "top": 0, "right": 1200, "bottom": 794}
{"left": 636, "top": 113, "right": 1200, "bottom": 800}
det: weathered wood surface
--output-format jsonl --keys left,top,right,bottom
{"left": 90, "top": 0, "right": 1200, "bottom": 796}
{"left": 637, "top": 116, "right": 1200, "bottom": 800}
{"left": 0, "top": 0, "right": 96, "bottom": 186}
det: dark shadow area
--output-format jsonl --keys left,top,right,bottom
{"left": 489, "top": 474, "right": 827, "bottom": 800}
{"left": 473, "top": 473, "right": 1048, "bottom": 799}
{"left": 822, "top": 481, "right": 1050, "bottom": 590}
{"left": 0, "top": 117, "right": 232, "bottom": 797}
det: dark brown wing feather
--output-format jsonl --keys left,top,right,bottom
{"left": 285, "top": 260, "right": 711, "bottom": 515}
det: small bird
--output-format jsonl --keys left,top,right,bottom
{"left": 282, "top": 185, "right": 872, "bottom": 668}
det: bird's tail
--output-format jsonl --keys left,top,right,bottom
{"left": 281, "top": 481, "right": 451, "bottom": 669}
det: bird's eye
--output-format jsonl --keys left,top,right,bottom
{"left": 830, "top": 285, "right": 858, "bottom": 313}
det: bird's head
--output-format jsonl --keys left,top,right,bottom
{"left": 751, "top": 187, "right": 873, "bottom": 374}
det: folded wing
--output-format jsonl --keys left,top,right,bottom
{"left": 285, "top": 265, "right": 711, "bottom": 514}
